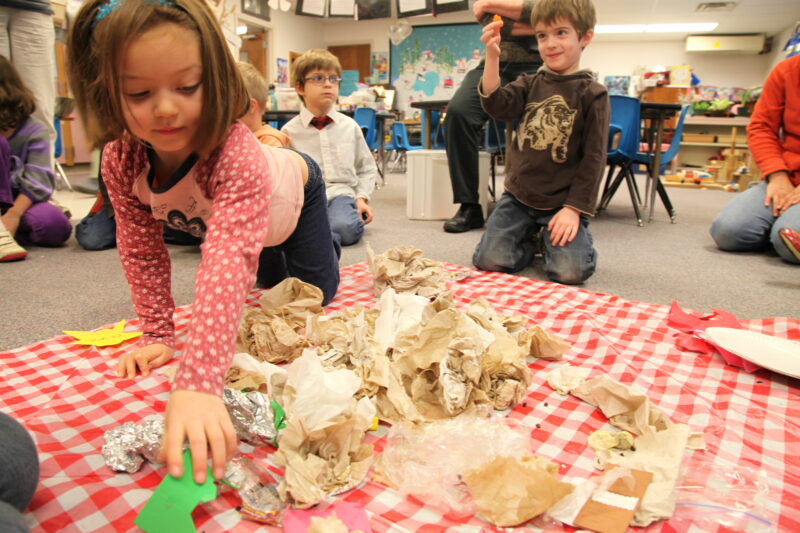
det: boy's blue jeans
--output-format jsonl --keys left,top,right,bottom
{"left": 328, "top": 195, "right": 364, "bottom": 246}
{"left": 473, "top": 191, "right": 597, "bottom": 285}
{"left": 710, "top": 180, "right": 800, "bottom": 264}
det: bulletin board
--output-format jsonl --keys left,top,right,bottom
{"left": 389, "top": 22, "right": 482, "bottom": 118}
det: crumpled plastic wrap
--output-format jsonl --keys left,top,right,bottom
{"left": 224, "top": 454, "right": 283, "bottom": 525}
{"left": 237, "top": 277, "right": 323, "bottom": 364}
{"left": 375, "top": 414, "right": 532, "bottom": 516}
{"left": 274, "top": 351, "right": 375, "bottom": 509}
{"left": 367, "top": 245, "right": 450, "bottom": 299}
{"left": 101, "top": 418, "right": 164, "bottom": 473}
{"left": 222, "top": 387, "right": 278, "bottom": 446}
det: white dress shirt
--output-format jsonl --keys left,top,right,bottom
{"left": 281, "top": 106, "right": 377, "bottom": 202}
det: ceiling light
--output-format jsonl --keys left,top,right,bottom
{"left": 646, "top": 23, "right": 718, "bottom": 32}
{"left": 595, "top": 24, "right": 647, "bottom": 34}
{"left": 236, "top": 25, "right": 248, "bottom": 35}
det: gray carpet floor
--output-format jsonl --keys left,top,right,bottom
{"left": 1, "top": 165, "right": 797, "bottom": 352}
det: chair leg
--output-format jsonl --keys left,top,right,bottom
{"left": 655, "top": 177, "right": 676, "bottom": 222}
{"left": 623, "top": 167, "right": 644, "bottom": 227}
{"left": 598, "top": 166, "right": 625, "bottom": 212}
{"left": 54, "top": 160, "right": 73, "bottom": 191}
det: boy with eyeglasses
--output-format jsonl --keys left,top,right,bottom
{"left": 281, "top": 49, "right": 377, "bottom": 247}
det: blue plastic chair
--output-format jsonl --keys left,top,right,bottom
{"left": 353, "top": 107, "right": 377, "bottom": 148}
{"left": 388, "top": 121, "right": 422, "bottom": 172}
{"left": 420, "top": 109, "right": 445, "bottom": 149}
{"left": 597, "top": 95, "right": 645, "bottom": 226}
{"left": 53, "top": 116, "right": 72, "bottom": 191}
{"left": 481, "top": 119, "right": 506, "bottom": 201}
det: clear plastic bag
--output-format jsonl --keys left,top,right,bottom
{"left": 376, "top": 413, "right": 531, "bottom": 516}
{"left": 670, "top": 456, "right": 778, "bottom": 532}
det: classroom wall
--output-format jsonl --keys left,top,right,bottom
{"left": 320, "top": 16, "right": 799, "bottom": 90}
{"left": 268, "top": 11, "right": 326, "bottom": 76}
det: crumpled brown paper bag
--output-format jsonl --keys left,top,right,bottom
{"left": 463, "top": 455, "right": 573, "bottom": 527}
{"left": 224, "top": 366, "right": 266, "bottom": 392}
{"left": 367, "top": 245, "right": 450, "bottom": 299}
{"left": 237, "top": 278, "right": 323, "bottom": 364}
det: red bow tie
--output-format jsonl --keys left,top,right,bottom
{"left": 310, "top": 115, "right": 333, "bottom": 130}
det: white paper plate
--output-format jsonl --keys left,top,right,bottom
{"left": 705, "top": 327, "right": 800, "bottom": 379}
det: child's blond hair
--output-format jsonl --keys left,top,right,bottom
{"left": 291, "top": 49, "right": 342, "bottom": 104}
{"left": 67, "top": 0, "right": 249, "bottom": 155}
{"left": 531, "top": 0, "right": 596, "bottom": 38}
{"left": 238, "top": 61, "right": 268, "bottom": 111}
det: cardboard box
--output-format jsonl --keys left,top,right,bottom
{"left": 682, "top": 133, "right": 716, "bottom": 143}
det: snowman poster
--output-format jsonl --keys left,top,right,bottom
{"left": 390, "top": 23, "right": 482, "bottom": 119}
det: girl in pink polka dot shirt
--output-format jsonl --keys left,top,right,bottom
{"left": 66, "top": 0, "right": 340, "bottom": 484}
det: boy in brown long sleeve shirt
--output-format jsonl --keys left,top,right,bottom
{"left": 473, "top": 0, "right": 609, "bottom": 284}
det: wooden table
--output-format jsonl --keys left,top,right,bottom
{"left": 639, "top": 102, "right": 682, "bottom": 223}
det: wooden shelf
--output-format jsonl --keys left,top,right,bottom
{"left": 684, "top": 116, "right": 750, "bottom": 126}
{"left": 681, "top": 142, "right": 748, "bottom": 148}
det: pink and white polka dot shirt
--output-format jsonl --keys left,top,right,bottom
{"left": 102, "top": 122, "right": 272, "bottom": 395}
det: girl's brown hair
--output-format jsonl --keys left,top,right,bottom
{"left": 0, "top": 55, "right": 37, "bottom": 131}
{"left": 67, "top": 0, "right": 249, "bottom": 155}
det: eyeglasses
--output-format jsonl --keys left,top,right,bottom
{"left": 304, "top": 74, "right": 342, "bottom": 85}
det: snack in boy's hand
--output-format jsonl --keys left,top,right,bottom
{"left": 492, "top": 14, "right": 502, "bottom": 23}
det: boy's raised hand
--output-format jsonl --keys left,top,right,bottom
{"left": 118, "top": 343, "right": 174, "bottom": 379}
{"left": 481, "top": 16, "right": 504, "bottom": 60}
{"left": 160, "top": 390, "right": 238, "bottom": 483}
{"left": 547, "top": 206, "right": 580, "bottom": 247}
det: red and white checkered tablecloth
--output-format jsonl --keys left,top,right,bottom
{"left": 2, "top": 262, "right": 799, "bottom": 532}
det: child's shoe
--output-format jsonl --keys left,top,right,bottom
{"left": 779, "top": 227, "right": 800, "bottom": 262}
{"left": 0, "top": 229, "right": 27, "bottom": 262}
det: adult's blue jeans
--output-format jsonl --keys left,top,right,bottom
{"left": 328, "top": 195, "right": 364, "bottom": 246}
{"left": 473, "top": 191, "right": 597, "bottom": 284}
{"left": 710, "top": 180, "right": 800, "bottom": 264}
{"left": 257, "top": 151, "right": 340, "bottom": 305}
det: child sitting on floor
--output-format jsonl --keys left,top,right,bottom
{"left": 0, "top": 55, "right": 72, "bottom": 262}
{"left": 472, "top": 0, "right": 609, "bottom": 285}
{"left": 236, "top": 60, "right": 341, "bottom": 294}
{"left": 281, "top": 49, "right": 378, "bottom": 247}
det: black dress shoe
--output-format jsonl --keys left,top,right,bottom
{"left": 443, "top": 203, "right": 484, "bottom": 233}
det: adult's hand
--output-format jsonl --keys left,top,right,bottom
{"left": 775, "top": 183, "right": 800, "bottom": 215}
{"left": 117, "top": 343, "right": 174, "bottom": 379}
{"left": 473, "top": 0, "right": 524, "bottom": 22}
{"left": 765, "top": 172, "right": 794, "bottom": 216}
{"left": 159, "top": 390, "right": 237, "bottom": 483}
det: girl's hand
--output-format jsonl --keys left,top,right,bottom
{"left": 765, "top": 172, "right": 793, "bottom": 216}
{"left": 159, "top": 390, "right": 238, "bottom": 483}
{"left": 117, "top": 343, "right": 174, "bottom": 379}
{"left": 481, "top": 19, "right": 503, "bottom": 60}
{"left": 356, "top": 198, "right": 373, "bottom": 224}
{"left": 547, "top": 206, "right": 580, "bottom": 247}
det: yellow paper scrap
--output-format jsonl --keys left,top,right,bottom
{"left": 63, "top": 320, "right": 143, "bottom": 347}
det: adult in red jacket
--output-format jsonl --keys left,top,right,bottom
{"left": 710, "top": 53, "right": 800, "bottom": 264}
